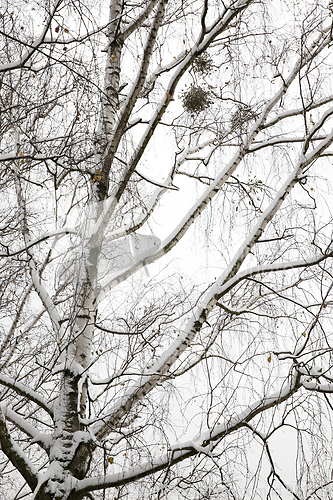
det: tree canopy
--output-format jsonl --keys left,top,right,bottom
{"left": 1, "top": 0, "right": 333, "bottom": 499}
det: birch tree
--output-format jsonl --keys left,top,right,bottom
{"left": 1, "top": 0, "right": 333, "bottom": 499}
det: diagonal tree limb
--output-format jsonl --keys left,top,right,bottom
{"left": 122, "top": 0, "right": 160, "bottom": 41}
{"left": 0, "top": 407, "right": 38, "bottom": 491}
{"left": 1, "top": 406, "right": 51, "bottom": 451}
{"left": 0, "top": 375, "right": 54, "bottom": 418}
{"left": 96, "top": 26, "right": 333, "bottom": 301}
{"left": 93, "top": 0, "right": 256, "bottom": 227}
{"left": 78, "top": 125, "right": 333, "bottom": 470}
{"left": 74, "top": 370, "right": 302, "bottom": 495}
{"left": 0, "top": 0, "right": 64, "bottom": 73}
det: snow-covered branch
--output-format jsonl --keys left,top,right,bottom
{"left": 3, "top": 1, "right": 333, "bottom": 498}
{"left": 0, "top": 0, "right": 62, "bottom": 73}
{"left": 217, "top": 252, "right": 333, "bottom": 297}
{"left": 75, "top": 370, "right": 301, "bottom": 494}
{"left": 262, "top": 94, "right": 333, "bottom": 130}
{"left": 249, "top": 135, "right": 327, "bottom": 152}
{"left": 0, "top": 407, "right": 38, "bottom": 491}
{"left": 97, "top": 28, "right": 333, "bottom": 299}
{"left": 94, "top": 150, "right": 333, "bottom": 441}
{"left": 302, "top": 380, "right": 333, "bottom": 392}
{"left": 122, "top": 0, "right": 160, "bottom": 40}
{"left": 0, "top": 227, "right": 77, "bottom": 257}
{"left": 0, "top": 375, "right": 54, "bottom": 417}
{"left": 1, "top": 406, "right": 52, "bottom": 451}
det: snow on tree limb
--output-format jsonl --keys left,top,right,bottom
{"left": 0, "top": 0, "right": 63, "bottom": 73}
{"left": 92, "top": 131, "right": 333, "bottom": 447}
{"left": 0, "top": 375, "right": 54, "bottom": 417}
{"left": 0, "top": 407, "right": 38, "bottom": 491}
{"left": 0, "top": 228, "right": 77, "bottom": 257}
{"left": 2, "top": 1, "right": 333, "bottom": 498}
{"left": 75, "top": 370, "right": 302, "bottom": 494}
{"left": 2, "top": 406, "right": 52, "bottom": 450}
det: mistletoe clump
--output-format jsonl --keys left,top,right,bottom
{"left": 192, "top": 52, "right": 214, "bottom": 75}
{"left": 181, "top": 84, "right": 213, "bottom": 114}
{"left": 231, "top": 104, "right": 259, "bottom": 131}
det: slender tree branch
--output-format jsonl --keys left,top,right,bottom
{"left": 0, "top": 407, "right": 38, "bottom": 491}
{"left": 0, "top": 375, "right": 54, "bottom": 417}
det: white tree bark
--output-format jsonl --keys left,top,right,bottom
{"left": 1, "top": 1, "right": 333, "bottom": 499}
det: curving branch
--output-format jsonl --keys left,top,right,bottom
{"left": 0, "top": 227, "right": 77, "bottom": 257}
{"left": 0, "top": 375, "right": 54, "bottom": 418}
{"left": 90, "top": 124, "right": 333, "bottom": 454}
{"left": 0, "top": 0, "right": 63, "bottom": 73}
{"left": 0, "top": 407, "right": 38, "bottom": 491}
{"left": 218, "top": 249, "right": 333, "bottom": 292}
{"left": 1, "top": 406, "right": 51, "bottom": 451}
{"left": 261, "top": 94, "right": 333, "bottom": 130}
{"left": 74, "top": 370, "right": 302, "bottom": 495}
{"left": 122, "top": 0, "right": 160, "bottom": 41}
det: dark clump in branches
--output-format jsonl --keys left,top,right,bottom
{"left": 181, "top": 84, "right": 213, "bottom": 114}
{"left": 192, "top": 52, "right": 214, "bottom": 75}
{"left": 231, "top": 104, "right": 259, "bottom": 131}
